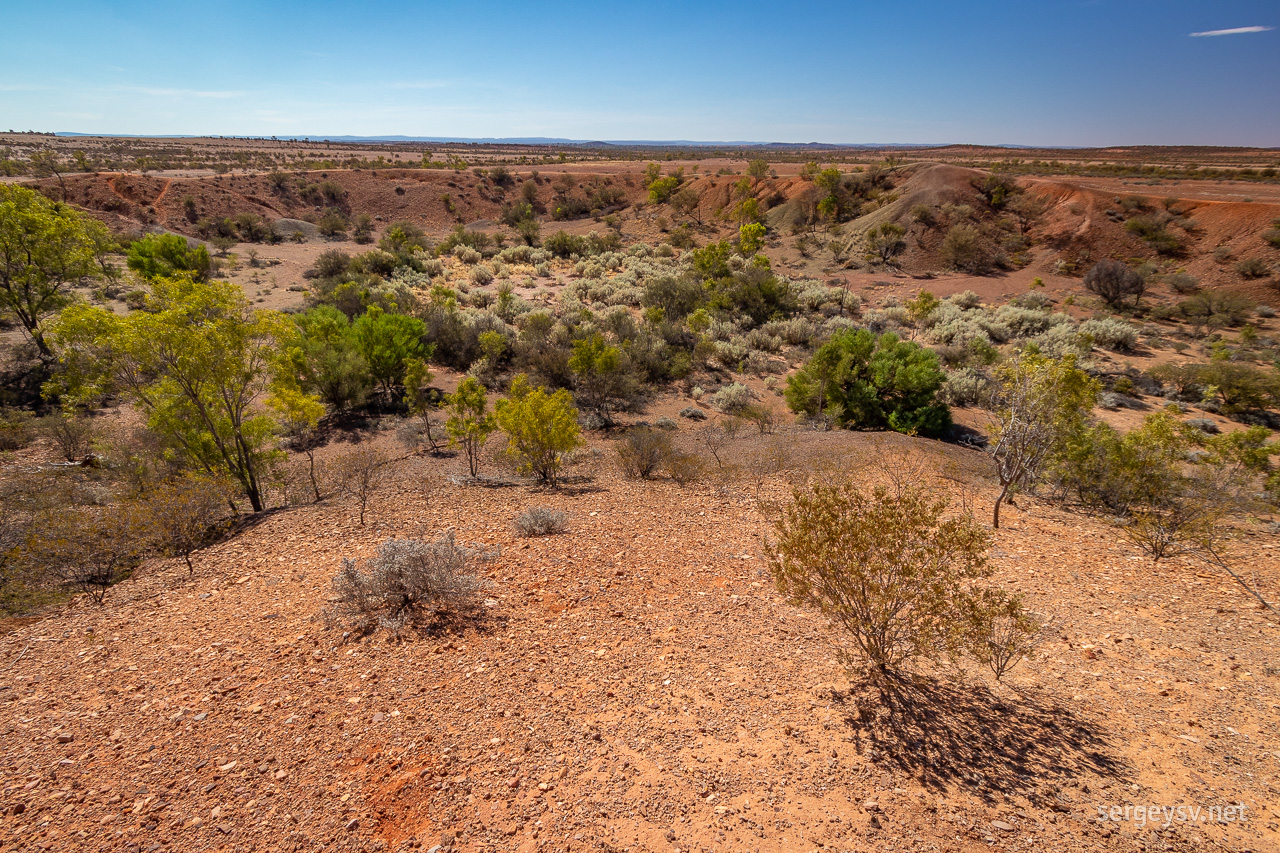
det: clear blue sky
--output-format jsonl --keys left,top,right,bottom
{"left": 2, "top": 0, "right": 1277, "bottom": 146}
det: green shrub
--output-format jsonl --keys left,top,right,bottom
{"left": 784, "top": 329, "right": 951, "bottom": 437}
{"left": 544, "top": 231, "right": 589, "bottom": 258}
{"left": 126, "top": 233, "right": 211, "bottom": 281}
{"left": 495, "top": 374, "right": 582, "bottom": 483}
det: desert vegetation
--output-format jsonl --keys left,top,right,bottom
{"left": 1, "top": 146, "right": 1278, "bottom": 853}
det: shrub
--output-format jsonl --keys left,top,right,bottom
{"left": 664, "top": 450, "right": 704, "bottom": 485}
{"left": 494, "top": 374, "right": 582, "bottom": 483}
{"left": 940, "top": 223, "right": 995, "bottom": 274}
{"left": 126, "top": 233, "right": 211, "bottom": 281}
{"left": 1166, "top": 273, "right": 1200, "bottom": 294}
{"left": 25, "top": 505, "right": 149, "bottom": 605}
{"left": 330, "top": 533, "right": 489, "bottom": 633}
{"left": 0, "top": 407, "right": 34, "bottom": 451}
{"left": 710, "top": 382, "right": 753, "bottom": 414}
{"left": 144, "top": 474, "right": 232, "bottom": 574}
{"left": 544, "top": 231, "right": 589, "bottom": 258}
{"left": 1078, "top": 316, "right": 1138, "bottom": 352}
{"left": 514, "top": 507, "right": 567, "bottom": 537}
{"left": 333, "top": 446, "right": 392, "bottom": 526}
{"left": 1083, "top": 259, "right": 1144, "bottom": 307}
{"left": 1236, "top": 257, "right": 1271, "bottom": 279}
{"left": 617, "top": 428, "right": 672, "bottom": 479}
{"left": 1177, "top": 292, "right": 1254, "bottom": 328}
{"left": 767, "top": 479, "right": 1031, "bottom": 676}
{"left": 784, "top": 329, "right": 951, "bottom": 437}
{"left": 939, "top": 367, "right": 990, "bottom": 407}
{"left": 38, "top": 414, "right": 95, "bottom": 461}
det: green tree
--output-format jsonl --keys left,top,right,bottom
{"left": 350, "top": 306, "right": 429, "bottom": 398}
{"left": 0, "top": 184, "right": 114, "bottom": 357}
{"left": 746, "top": 159, "right": 770, "bottom": 183}
{"left": 126, "top": 233, "right": 212, "bottom": 282}
{"left": 288, "top": 306, "right": 372, "bottom": 411}
{"left": 495, "top": 374, "right": 582, "bottom": 483}
{"left": 648, "top": 175, "right": 681, "bottom": 204}
{"left": 784, "top": 329, "right": 951, "bottom": 436}
{"left": 48, "top": 276, "right": 317, "bottom": 512}
{"left": 987, "top": 352, "right": 1099, "bottom": 528}
{"left": 569, "top": 333, "right": 634, "bottom": 426}
{"left": 445, "top": 376, "right": 496, "bottom": 478}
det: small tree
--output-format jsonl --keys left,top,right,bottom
{"left": 569, "top": 334, "right": 635, "bottom": 427}
{"left": 865, "top": 221, "right": 906, "bottom": 266}
{"left": 49, "top": 276, "right": 317, "bottom": 513}
{"left": 271, "top": 388, "right": 327, "bottom": 503}
{"left": 1083, "top": 259, "right": 1145, "bottom": 307}
{"left": 445, "top": 377, "right": 496, "bottom": 478}
{"left": 495, "top": 374, "right": 581, "bottom": 483}
{"left": 350, "top": 306, "right": 429, "bottom": 398}
{"left": 768, "top": 479, "right": 1027, "bottom": 676}
{"left": 334, "top": 446, "right": 391, "bottom": 526}
{"left": 403, "top": 357, "right": 445, "bottom": 454}
{"left": 987, "top": 352, "right": 1099, "bottom": 528}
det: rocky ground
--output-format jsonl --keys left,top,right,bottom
{"left": 1, "top": 428, "right": 1278, "bottom": 853}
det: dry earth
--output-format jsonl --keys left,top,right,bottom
{"left": 1, "top": 427, "right": 1278, "bottom": 853}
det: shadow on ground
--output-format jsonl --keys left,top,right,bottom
{"left": 829, "top": 676, "right": 1130, "bottom": 802}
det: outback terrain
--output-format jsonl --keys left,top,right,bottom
{"left": 1, "top": 140, "right": 1279, "bottom": 853}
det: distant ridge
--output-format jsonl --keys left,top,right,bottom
{"left": 52, "top": 132, "right": 981, "bottom": 148}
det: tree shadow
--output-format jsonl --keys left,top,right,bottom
{"left": 828, "top": 675, "right": 1130, "bottom": 802}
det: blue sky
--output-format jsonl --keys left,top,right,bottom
{"left": 2, "top": 0, "right": 1277, "bottom": 146}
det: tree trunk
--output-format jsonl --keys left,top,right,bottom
{"left": 992, "top": 480, "right": 1013, "bottom": 529}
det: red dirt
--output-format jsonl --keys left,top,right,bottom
{"left": 1, "top": 426, "right": 1277, "bottom": 853}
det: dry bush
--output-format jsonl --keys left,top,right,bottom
{"left": 514, "top": 507, "right": 567, "bottom": 537}
{"left": 333, "top": 446, "right": 392, "bottom": 525}
{"left": 617, "top": 428, "right": 672, "bottom": 479}
{"left": 329, "top": 532, "right": 491, "bottom": 633}
{"left": 0, "top": 407, "right": 34, "bottom": 451}
{"left": 664, "top": 449, "right": 704, "bottom": 485}
{"left": 25, "top": 504, "right": 150, "bottom": 604}
{"left": 768, "top": 479, "right": 1035, "bottom": 678}
{"left": 39, "top": 414, "right": 96, "bottom": 461}
{"left": 143, "top": 474, "right": 233, "bottom": 574}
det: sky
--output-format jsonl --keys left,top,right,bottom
{"left": 1, "top": 0, "right": 1277, "bottom": 146}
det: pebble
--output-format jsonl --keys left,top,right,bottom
{"left": 992, "top": 820, "right": 1014, "bottom": 831}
